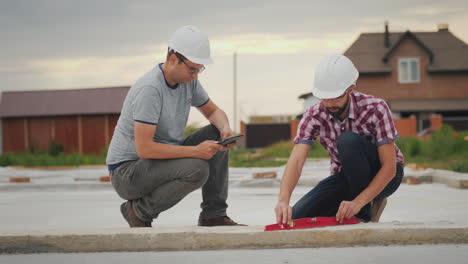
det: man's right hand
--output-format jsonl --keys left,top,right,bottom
{"left": 194, "top": 140, "right": 223, "bottom": 159}
{"left": 275, "top": 201, "right": 293, "bottom": 225}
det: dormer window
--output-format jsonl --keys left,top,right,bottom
{"left": 398, "top": 58, "right": 420, "bottom": 83}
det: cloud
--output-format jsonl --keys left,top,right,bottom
{"left": 3, "top": 0, "right": 467, "bottom": 62}
{"left": 0, "top": 53, "right": 162, "bottom": 90}
{"left": 210, "top": 32, "right": 357, "bottom": 56}
{"left": 213, "top": 35, "right": 328, "bottom": 55}
{"left": 0, "top": 30, "right": 356, "bottom": 89}
{"left": 2, "top": 0, "right": 468, "bottom": 124}
{"left": 402, "top": 6, "right": 461, "bottom": 16}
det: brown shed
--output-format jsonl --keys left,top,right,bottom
{"left": 0, "top": 86, "right": 130, "bottom": 154}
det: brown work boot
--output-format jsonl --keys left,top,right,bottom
{"left": 370, "top": 197, "right": 387, "bottom": 223}
{"left": 120, "top": 201, "right": 152, "bottom": 228}
{"left": 198, "top": 216, "right": 247, "bottom": 227}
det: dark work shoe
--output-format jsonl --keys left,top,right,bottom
{"left": 370, "top": 197, "right": 387, "bottom": 223}
{"left": 354, "top": 215, "right": 369, "bottom": 223}
{"left": 198, "top": 216, "right": 247, "bottom": 227}
{"left": 120, "top": 201, "right": 152, "bottom": 228}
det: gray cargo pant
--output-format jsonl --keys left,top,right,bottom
{"left": 110, "top": 125, "right": 229, "bottom": 223}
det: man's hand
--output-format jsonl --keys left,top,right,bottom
{"left": 220, "top": 126, "right": 234, "bottom": 140}
{"left": 194, "top": 140, "right": 223, "bottom": 159}
{"left": 336, "top": 200, "right": 365, "bottom": 223}
{"left": 275, "top": 201, "right": 293, "bottom": 225}
{"left": 197, "top": 100, "right": 236, "bottom": 149}
{"left": 219, "top": 127, "right": 237, "bottom": 149}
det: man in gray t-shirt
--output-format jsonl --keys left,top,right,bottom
{"left": 106, "top": 25, "right": 244, "bottom": 228}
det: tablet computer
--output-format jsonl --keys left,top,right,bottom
{"left": 217, "top": 135, "right": 244, "bottom": 146}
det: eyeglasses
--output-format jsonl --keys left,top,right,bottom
{"left": 174, "top": 53, "right": 205, "bottom": 74}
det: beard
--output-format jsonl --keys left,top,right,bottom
{"left": 326, "top": 97, "right": 350, "bottom": 119}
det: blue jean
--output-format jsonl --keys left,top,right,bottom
{"left": 292, "top": 132, "right": 404, "bottom": 222}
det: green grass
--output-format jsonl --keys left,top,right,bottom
{"left": 403, "top": 155, "right": 468, "bottom": 173}
{"left": 183, "top": 123, "right": 201, "bottom": 138}
{"left": 229, "top": 140, "right": 328, "bottom": 167}
{"left": 1, "top": 125, "right": 467, "bottom": 172}
{"left": 230, "top": 125, "right": 468, "bottom": 172}
{"left": 450, "top": 160, "right": 468, "bottom": 173}
{"left": 395, "top": 125, "right": 468, "bottom": 173}
{"left": 0, "top": 152, "right": 106, "bottom": 167}
{"left": 260, "top": 140, "right": 328, "bottom": 159}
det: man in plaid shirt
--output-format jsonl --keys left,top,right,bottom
{"left": 275, "top": 55, "right": 404, "bottom": 224}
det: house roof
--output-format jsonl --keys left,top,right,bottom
{"left": 344, "top": 28, "right": 468, "bottom": 74}
{"left": 0, "top": 86, "right": 130, "bottom": 118}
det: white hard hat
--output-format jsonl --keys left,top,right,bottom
{"left": 168, "top": 25, "right": 213, "bottom": 65}
{"left": 312, "top": 54, "right": 359, "bottom": 99}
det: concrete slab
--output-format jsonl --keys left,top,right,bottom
{"left": 1, "top": 222, "right": 468, "bottom": 254}
{"left": 1, "top": 160, "right": 468, "bottom": 255}
{"left": 404, "top": 168, "right": 468, "bottom": 189}
{"left": 2, "top": 245, "right": 468, "bottom": 264}
{"left": 1, "top": 184, "right": 468, "bottom": 232}
{"left": 2, "top": 160, "right": 468, "bottom": 190}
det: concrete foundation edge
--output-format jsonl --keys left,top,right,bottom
{"left": 1, "top": 224, "right": 468, "bottom": 254}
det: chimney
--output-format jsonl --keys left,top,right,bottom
{"left": 384, "top": 21, "right": 390, "bottom": 48}
{"left": 438, "top": 24, "right": 449, "bottom": 32}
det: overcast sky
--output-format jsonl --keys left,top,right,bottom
{"left": 2, "top": 0, "right": 468, "bottom": 128}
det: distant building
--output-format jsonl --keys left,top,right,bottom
{"left": 249, "top": 115, "right": 295, "bottom": 124}
{"left": 0, "top": 86, "right": 130, "bottom": 154}
{"left": 296, "top": 92, "right": 319, "bottom": 119}
{"left": 243, "top": 115, "right": 296, "bottom": 148}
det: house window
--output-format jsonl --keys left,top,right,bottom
{"left": 398, "top": 58, "right": 420, "bottom": 83}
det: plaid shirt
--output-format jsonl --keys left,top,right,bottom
{"left": 294, "top": 91, "right": 404, "bottom": 175}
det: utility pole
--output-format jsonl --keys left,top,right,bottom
{"left": 233, "top": 52, "right": 237, "bottom": 133}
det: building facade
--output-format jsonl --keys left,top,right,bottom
{"left": 0, "top": 86, "right": 130, "bottom": 154}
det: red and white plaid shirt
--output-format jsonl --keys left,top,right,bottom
{"left": 294, "top": 91, "right": 404, "bottom": 175}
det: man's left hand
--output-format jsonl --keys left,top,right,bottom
{"left": 336, "top": 200, "right": 364, "bottom": 223}
{"left": 220, "top": 127, "right": 236, "bottom": 149}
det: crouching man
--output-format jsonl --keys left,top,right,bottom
{"left": 107, "top": 25, "right": 244, "bottom": 227}
{"left": 275, "top": 54, "right": 404, "bottom": 225}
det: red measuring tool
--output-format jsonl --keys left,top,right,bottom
{"left": 264, "top": 217, "right": 360, "bottom": 231}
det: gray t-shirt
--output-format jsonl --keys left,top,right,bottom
{"left": 106, "top": 64, "right": 209, "bottom": 167}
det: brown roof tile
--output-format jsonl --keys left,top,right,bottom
{"left": 344, "top": 29, "right": 468, "bottom": 73}
{"left": 0, "top": 86, "right": 130, "bottom": 118}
